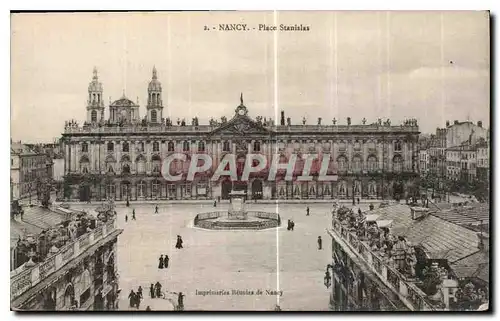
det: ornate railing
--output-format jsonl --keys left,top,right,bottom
{"left": 11, "top": 219, "right": 117, "bottom": 300}
{"left": 330, "top": 218, "right": 436, "bottom": 311}
{"left": 64, "top": 123, "right": 419, "bottom": 135}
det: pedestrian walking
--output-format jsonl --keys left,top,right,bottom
{"left": 287, "top": 219, "right": 291, "bottom": 231}
{"left": 357, "top": 197, "right": 360, "bottom": 205}
{"left": 128, "top": 290, "right": 136, "bottom": 308}
{"left": 155, "top": 282, "right": 162, "bottom": 298}
{"left": 175, "top": 235, "right": 183, "bottom": 249}
{"left": 137, "top": 286, "right": 143, "bottom": 301}
{"left": 291, "top": 221, "right": 295, "bottom": 231}
{"left": 306, "top": 206, "right": 310, "bottom": 216}
{"left": 126, "top": 199, "right": 130, "bottom": 207}
{"left": 150, "top": 284, "right": 155, "bottom": 299}
{"left": 158, "top": 255, "right": 164, "bottom": 269}
{"left": 132, "top": 210, "right": 136, "bottom": 220}
{"left": 177, "top": 292, "right": 185, "bottom": 310}
{"left": 317, "top": 236, "right": 323, "bottom": 250}
{"left": 125, "top": 215, "right": 128, "bottom": 222}
{"left": 163, "top": 255, "right": 169, "bottom": 269}
{"left": 155, "top": 205, "right": 159, "bottom": 214}
{"left": 213, "top": 200, "right": 217, "bottom": 207}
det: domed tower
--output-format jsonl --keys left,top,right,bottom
{"left": 146, "top": 66, "right": 163, "bottom": 124}
{"left": 87, "top": 67, "right": 105, "bottom": 123}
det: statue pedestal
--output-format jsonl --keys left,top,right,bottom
{"left": 228, "top": 191, "right": 247, "bottom": 220}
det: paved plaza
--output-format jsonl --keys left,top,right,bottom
{"left": 71, "top": 202, "right": 370, "bottom": 311}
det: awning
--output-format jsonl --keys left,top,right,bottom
{"left": 365, "top": 214, "right": 380, "bottom": 222}
{"left": 376, "top": 220, "right": 393, "bottom": 228}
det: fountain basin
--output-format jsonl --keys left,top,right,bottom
{"left": 194, "top": 211, "right": 281, "bottom": 230}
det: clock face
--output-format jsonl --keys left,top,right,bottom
{"left": 238, "top": 108, "right": 245, "bottom": 116}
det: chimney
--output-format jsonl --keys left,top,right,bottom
{"left": 477, "top": 121, "right": 482, "bottom": 128}
{"left": 446, "top": 121, "right": 450, "bottom": 127}
{"left": 454, "top": 120, "right": 459, "bottom": 125}
{"left": 280, "top": 111, "right": 285, "bottom": 126}
{"left": 411, "top": 207, "right": 429, "bottom": 220}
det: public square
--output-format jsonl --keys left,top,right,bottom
{"left": 71, "top": 202, "right": 370, "bottom": 311}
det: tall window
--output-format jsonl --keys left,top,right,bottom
{"left": 91, "top": 110, "right": 97, "bottom": 122}
{"left": 367, "top": 156, "right": 378, "bottom": 172}
{"left": 337, "top": 156, "right": 347, "bottom": 172}
{"left": 153, "top": 142, "right": 160, "bottom": 152}
{"left": 253, "top": 141, "right": 261, "bottom": 152}
{"left": 137, "top": 158, "right": 146, "bottom": 174}
{"left": 183, "top": 141, "right": 190, "bottom": 152}
{"left": 137, "top": 181, "right": 146, "bottom": 198}
{"left": 107, "top": 142, "right": 114, "bottom": 152}
{"left": 352, "top": 156, "right": 362, "bottom": 173}
{"left": 82, "top": 142, "right": 88, "bottom": 153}
{"left": 394, "top": 141, "right": 402, "bottom": 152}
{"left": 151, "top": 110, "right": 157, "bottom": 123}
{"left": 168, "top": 141, "right": 175, "bottom": 152}
{"left": 140, "top": 142, "right": 145, "bottom": 152}
{"left": 198, "top": 141, "right": 205, "bottom": 152}
{"left": 152, "top": 180, "right": 160, "bottom": 198}
{"left": 122, "top": 142, "right": 129, "bottom": 152}
{"left": 393, "top": 155, "right": 403, "bottom": 173}
{"left": 223, "top": 141, "right": 230, "bottom": 152}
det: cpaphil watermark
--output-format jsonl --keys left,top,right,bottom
{"left": 160, "top": 153, "right": 338, "bottom": 182}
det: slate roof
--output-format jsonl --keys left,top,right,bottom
{"left": 10, "top": 206, "right": 69, "bottom": 249}
{"left": 431, "top": 203, "right": 490, "bottom": 227}
{"left": 368, "top": 204, "right": 480, "bottom": 263}
{"left": 450, "top": 251, "right": 489, "bottom": 283}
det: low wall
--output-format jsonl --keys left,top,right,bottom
{"left": 194, "top": 211, "right": 281, "bottom": 230}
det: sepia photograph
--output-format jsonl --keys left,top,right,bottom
{"left": 9, "top": 10, "right": 490, "bottom": 312}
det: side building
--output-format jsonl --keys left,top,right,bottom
{"left": 11, "top": 141, "right": 53, "bottom": 204}
{"left": 327, "top": 203, "right": 489, "bottom": 311}
{"left": 61, "top": 67, "right": 420, "bottom": 202}
{"left": 10, "top": 204, "right": 123, "bottom": 311}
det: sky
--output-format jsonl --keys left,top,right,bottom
{"left": 11, "top": 11, "right": 490, "bottom": 143}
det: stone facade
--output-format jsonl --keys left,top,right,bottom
{"left": 11, "top": 222, "right": 121, "bottom": 311}
{"left": 61, "top": 68, "right": 420, "bottom": 202}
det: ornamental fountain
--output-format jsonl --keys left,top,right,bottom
{"left": 193, "top": 191, "right": 281, "bottom": 230}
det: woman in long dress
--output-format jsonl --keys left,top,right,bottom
{"left": 158, "top": 255, "right": 164, "bottom": 269}
{"left": 163, "top": 255, "right": 169, "bottom": 268}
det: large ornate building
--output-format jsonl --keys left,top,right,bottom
{"left": 61, "top": 68, "right": 420, "bottom": 202}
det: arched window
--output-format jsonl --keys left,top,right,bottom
{"left": 136, "top": 156, "right": 146, "bottom": 174}
{"left": 152, "top": 155, "right": 161, "bottom": 174}
{"left": 223, "top": 141, "right": 230, "bottom": 152}
{"left": 198, "top": 141, "right": 205, "bottom": 152}
{"left": 168, "top": 141, "right": 175, "bottom": 152}
{"left": 153, "top": 141, "right": 160, "bottom": 152}
{"left": 183, "top": 141, "right": 190, "bottom": 152}
{"left": 352, "top": 155, "right": 362, "bottom": 172}
{"left": 122, "top": 142, "right": 129, "bottom": 152}
{"left": 151, "top": 110, "right": 157, "bottom": 123}
{"left": 107, "top": 142, "right": 114, "bottom": 152}
{"left": 337, "top": 156, "right": 347, "bottom": 172}
{"left": 81, "top": 142, "right": 88, "bottom": 153}
{"left": 253, "top": 141, "right": 261, "bottom": 152}
{"left": 367, "top": 155, "right": 378, "bottom": 172}
{"left": 393, "top": 155, "right": 403, "bottom": 173}
{"left": 338, "top": 141, "right": 347, "bottom": 151}
{"left": 354, "top": 140, "right": 361, "bottom": 151}
{"left": 91, "top": 110, "right": 97, "bottom": 122}
{"left": 122, "top": 164, "right": 130, "bottom": 174}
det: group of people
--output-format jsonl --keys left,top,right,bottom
{"left": 158, "top": 254, "right": 170, "bottom": 269}
{"left": 128, "top": 286, "right": 143, "bottom": 309}
{"left": 150, "top": 281, "right": 164, "bottom": 299}
{"left": 286, "top": 219, "right": 295, "bottom": 231}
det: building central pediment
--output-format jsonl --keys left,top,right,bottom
{"left": 209, "top": 115, "right": 271, "bottom": 137}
